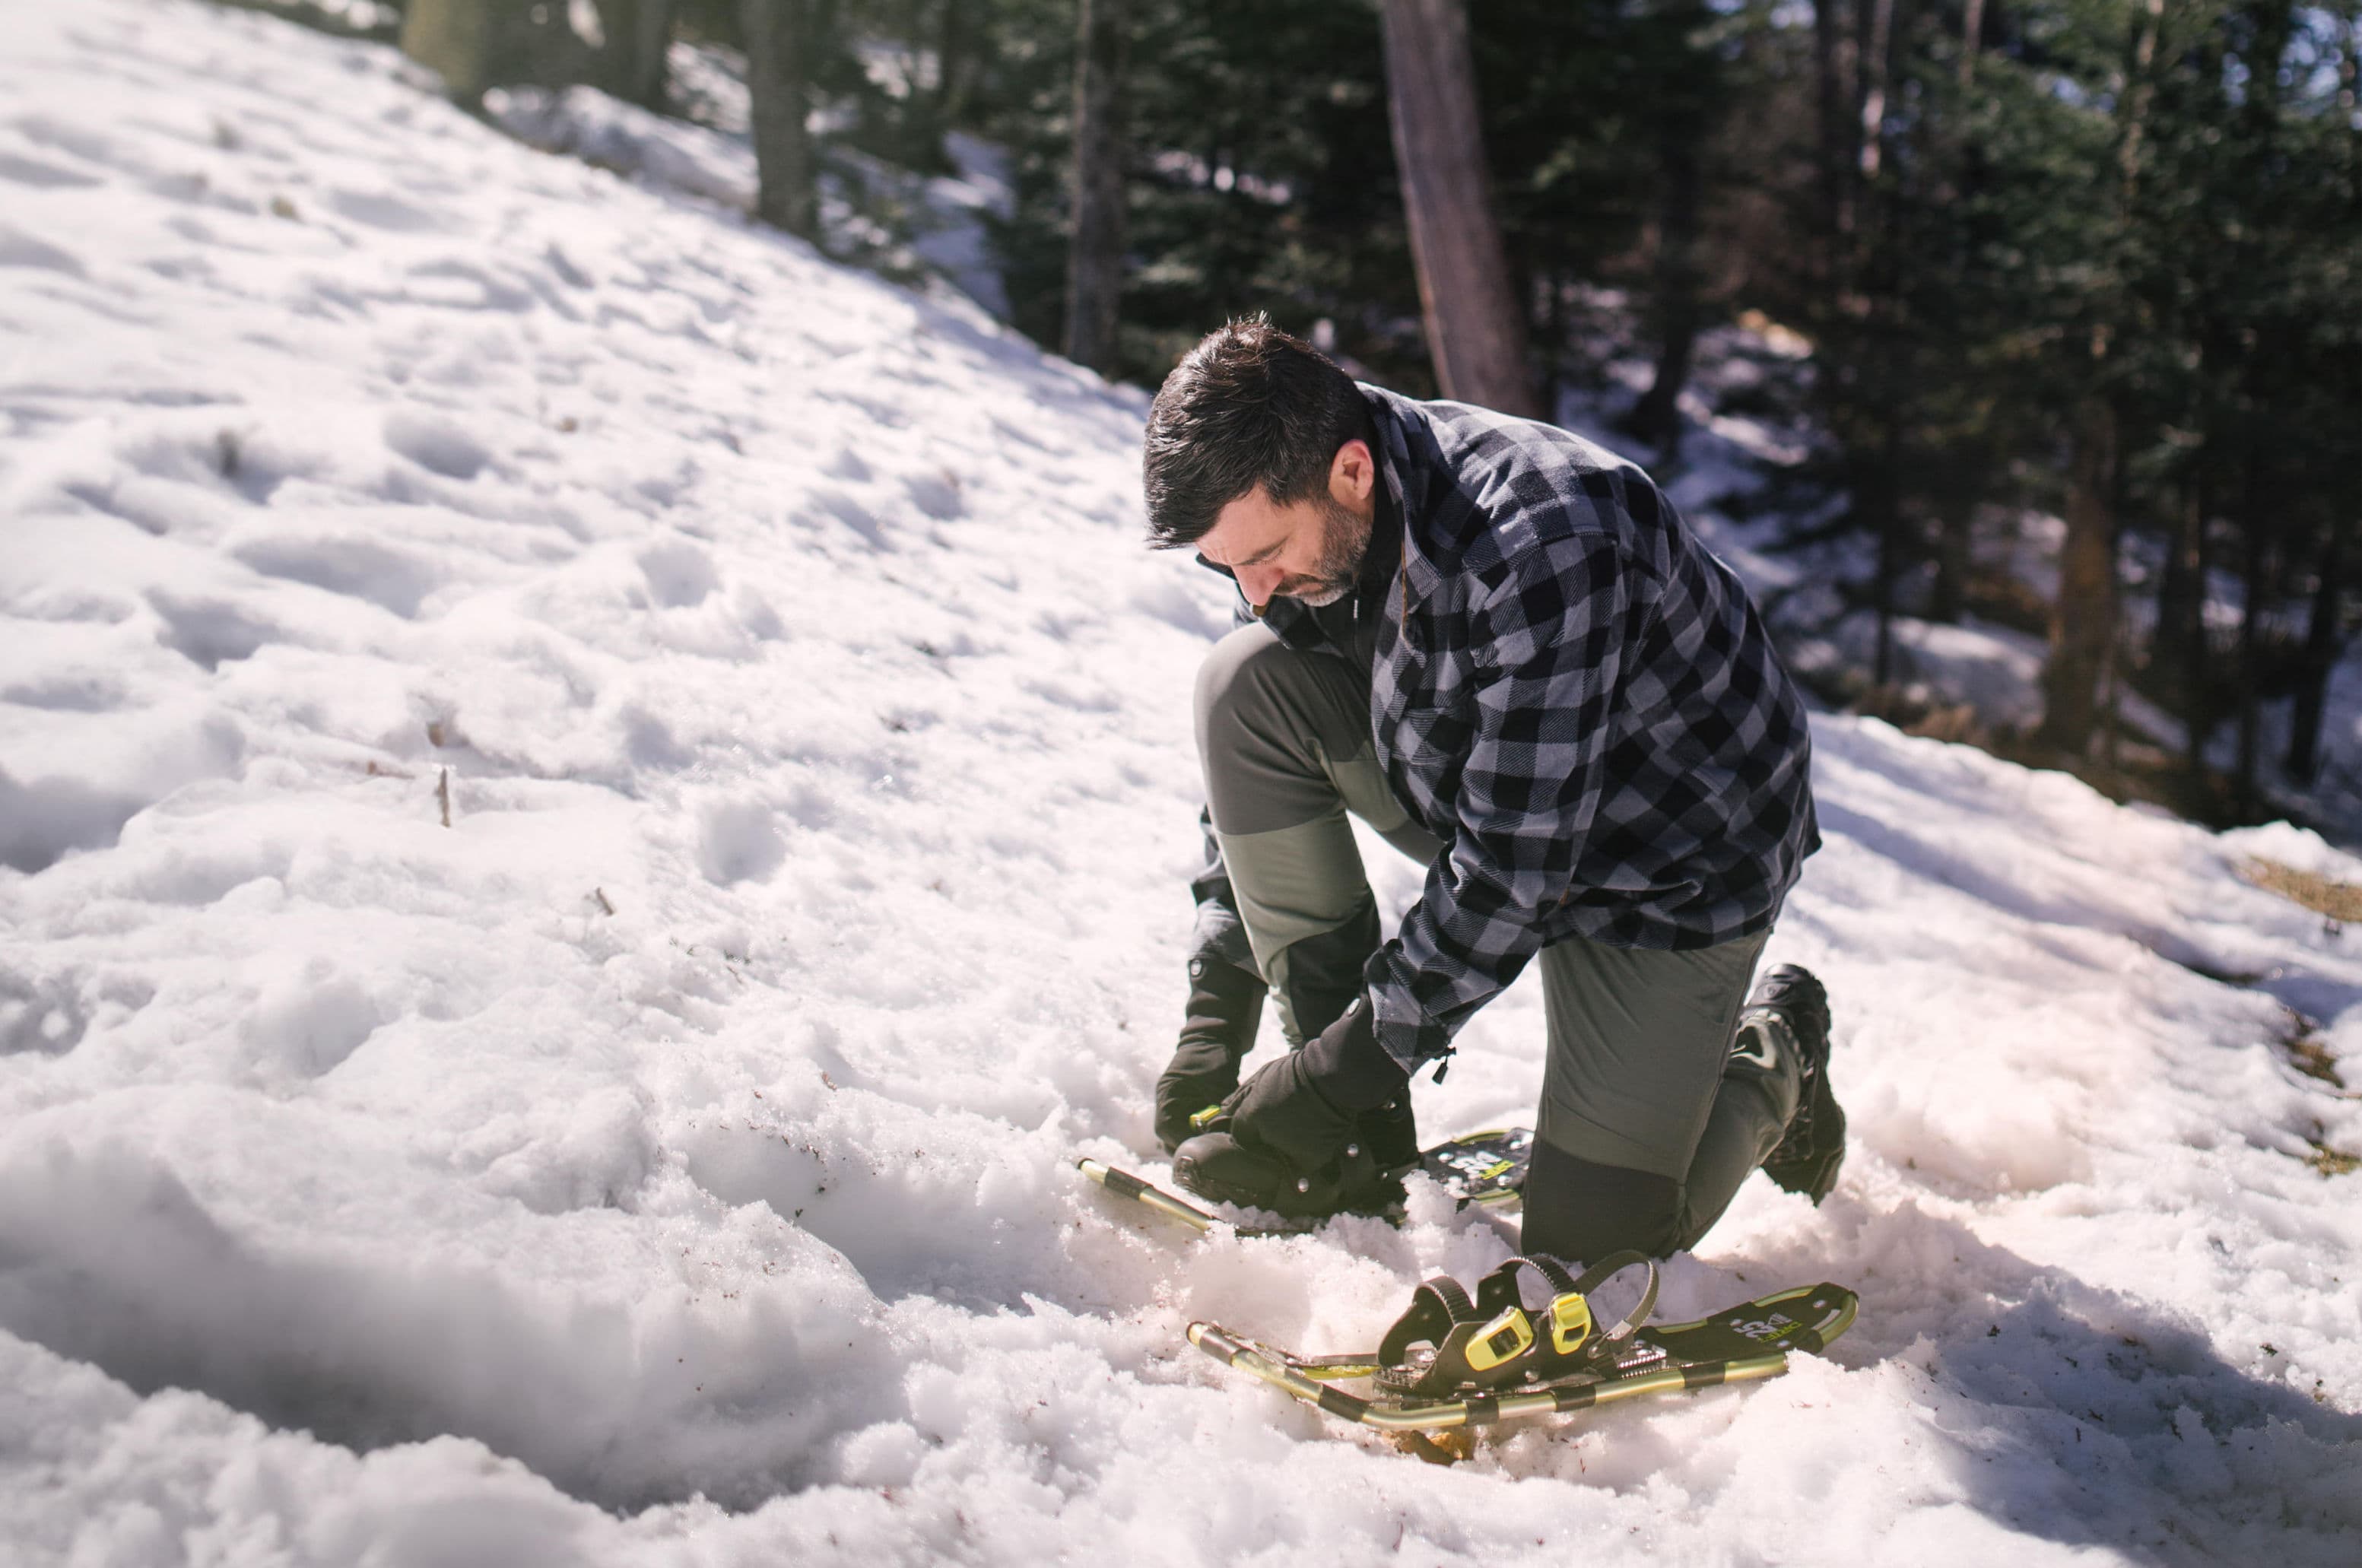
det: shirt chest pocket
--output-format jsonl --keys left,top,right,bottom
{"left": 1383, "top": 643, "right": 1481, "bottom": 767}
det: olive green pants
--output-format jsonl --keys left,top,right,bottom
{"left": 1197, "top": 621, "right": 1795, "bottom": 1255}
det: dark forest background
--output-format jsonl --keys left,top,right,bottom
{"left": 261, "top": 0, "right": 2357, "bottom": 827}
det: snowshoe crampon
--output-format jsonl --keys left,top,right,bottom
{"left": 1188, "top": 1253, "right": 1856, "bottom": 1436}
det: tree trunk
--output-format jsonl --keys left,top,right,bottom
{"left": 2182, "top": 476, "right": 2216, "bottom": 775}
{"left": 2155, "top": 469, "right": 2205, "bottom": 728}
{"left": 1062, "top": 0, "right": 1129, "bottom": 376}
{"left": 2317, "top": 14, "right": 2362, "bottom": 781}
{"left": 1538, "top": 270, "right": 1567, "bottom": 414}
{"left": 1812, "top": 0, "right": 1852, "bottom": 259}
{"left": 1855, "top": 0, "right": 1896, "bottom": 187}
{"left": 401, "top": 0, "right": 534, "bottom": 101}
{"left": 593, "top": 0, "right": 675, "bottom": 110}
{"left": 743, "top": 0, "right": 817, "bottom": 239}
{"left": 2039, "top": 391, "right": 2121, "bottom": 755}
{"left": 1929, "top": 476, "right": 1973, "bottom": 624}
{"left": 1630, "top": 121, "right": 1703, "bottom": 462}
{"left": 2234, "top": 478, "right": 2266, "bottom": 815}
{"left": 1867, "top": 427, "right": 1904, "bottom": 686}
{"left": 1859, "top": 0, "right": 1913, "bottom": 683}
{"left": 1379, "top": 0, "right": 1542, "bottom": 418}
{"left": 935, "top": 0, "right": 973, "bottom": 135}
{"left": 2037, "top": 0, "right": 2163, "bottom": 756}
{"left": 2285, "top": 525, "right": 2347, "bottom": 783}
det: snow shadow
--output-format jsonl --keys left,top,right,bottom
{"left": 1849, "top": 1214, "right": 2362, "bottom": 1560}
{"left": 0, "top": 768, "right": 146, "bottom": 873}
{"left": 0, "top": 1141, "right": 899, "bottom": 1513}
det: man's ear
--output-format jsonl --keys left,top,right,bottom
{"left": 1329, "top": 438, "right": 1375, "bottom": 506}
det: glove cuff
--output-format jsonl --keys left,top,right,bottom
{"left": 1178, "top": 952, "right": 1264, "bottom": 1061}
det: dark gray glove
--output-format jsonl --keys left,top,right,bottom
{"left": 1153, "top": 954, "right": 1263, "bottom": 1152}
{"left": 1221, "top": 994, "right": 1408, "bottom": 1172}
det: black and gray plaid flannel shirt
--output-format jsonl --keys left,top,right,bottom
{"left": 1189, "top": 386, "right": 1818, "bottom": 1075}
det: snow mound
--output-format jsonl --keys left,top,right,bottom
{"left": 1, "top": 4, "right": 2357, "bottom": 1563}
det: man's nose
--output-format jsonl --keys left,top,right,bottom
{"left": 1237, "top": 563, "right": 1282, "bottom": 608}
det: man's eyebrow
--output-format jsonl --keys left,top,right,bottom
{"left": 1196, "top": 541, "right": 1282, "bottom": 569}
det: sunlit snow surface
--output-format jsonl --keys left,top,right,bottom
{"left": 2, "top": 5, "right": 2359, "bottom": 1563}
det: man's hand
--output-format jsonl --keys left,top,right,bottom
{"left": 1154, "top": 1034, "right": 1243, "bottom": 1152}
{"left": 1153, "top": 954, "right": 1265, "bottom": 1152}
{"left": 1221, "top": 1051, "right": 1357, "bottom": 1171}
{"left": 1222, "top": 992, "right": 1411, "bottom": 1171}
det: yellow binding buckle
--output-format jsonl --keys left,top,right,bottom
{"left": 1548, "top": 1291, "right": 1595, "bottom": 1357}
{"left": 1189, "top": 1103, "right": 1223, "bottom": 1132}
{"left": 1463, "top": 1306, "right": 1535, "bottom": 1372}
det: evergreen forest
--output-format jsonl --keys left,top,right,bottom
{"left": 309, "top": 0, "right": 2358, "bottom": 826}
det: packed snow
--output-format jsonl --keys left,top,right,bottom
{"left": 2, "top": 4, "right": 2358, "bottom": 1563}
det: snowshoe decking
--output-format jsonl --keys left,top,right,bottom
{"left": 1414, "top": 1126, "right": 1532, "bottom": 1209}
{"left": 1076, "top": 1125, "right": 1538, "bottom": 1237}
{"left": 1189, "top": 1255, "right": 1856, "bottom": 1436}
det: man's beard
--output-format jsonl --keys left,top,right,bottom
{"left": 1282, "top": 496, "right": 1373, "bottom": 608}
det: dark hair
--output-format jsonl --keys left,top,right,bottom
{"left": 1141, "top": 314, "right": 1371, "bottom": 548}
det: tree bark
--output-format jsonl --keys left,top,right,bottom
{"left": 2285, "top": 525, "right": 2347, "bottom": 783}
{"left": 2182, "top": 475, "right": 2218, "bottom": 774}
{"left": 1630, "top": 121, "right": 1703, "bottom": 462}
{"left": 401, "top": 0, "right": 535, "bottom": 101}
{"left": 1379, "top": 0, "right": 1542, "bottom": 418}
{"left": 1868, "top": 421, "right": 1905, "bottom": 686}
{"left": 743, "top": 0, "right": 817, "bottom": 239}
{"left": 935, "top": 0, "right": 974, "bottom": 140}
{"left": 1812, "top": 0, "right": 1852, "bottom": 259}
{"left": 1928, "top": 475, "right": 1973, "bottom": 624}
{"left": 593, "top": 0, "right": 675, "bottom": 110}
{"left": 2154, "top": 465, "right": 2205, "bottom": 725}
{"left": 2312, "top": 8, "right": 2362, "bottom": 781}
{"left": 2037, "top": 0, "right": 2164, "bottom": 756}
{"left": 2040, "top": 390, "right": 2121, "bottom": 754}
{"left": 1062, "top": 0, "right": 1130, "bottom": 376}
{"left": 1855, "top": 0, "right": 1896, "bottom": 186}
{"left": 2234, "top": 464, "right": 2267, "bottom": 814}
{"left": 1858, "top": 0, "right": 1913, "bottom": 684}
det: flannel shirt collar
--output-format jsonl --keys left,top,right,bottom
{"left": 1364, "top": 386, "right": 1442, "bottom": 614}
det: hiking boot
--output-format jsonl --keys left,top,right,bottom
{"left": 1741, "top": 963, "right": 1845, "bottom": 1203}
{"left": 1172, "top": 1129, "right": 1400, "bottom": 1220}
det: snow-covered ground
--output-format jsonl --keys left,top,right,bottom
{"left": 487, "top": 49, "right": 1017, "bottom": 322}
{"left": 2, "top": 4, "right": 2359, "bottom": 1563}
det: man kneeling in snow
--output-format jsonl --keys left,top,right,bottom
{"left": 1143, "top": 316, "right": 1842, "bottom": 1262}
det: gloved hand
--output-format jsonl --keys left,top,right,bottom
{"left": 1153, "top": 954, "right": 1265, "bottom": 1152}
{"left": 1222, "top": 993, "right": 1409, "bottom": 1172}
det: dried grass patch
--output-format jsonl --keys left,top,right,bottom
{"left": 2240, "top": 857, "right": 2362, "bottom": 924}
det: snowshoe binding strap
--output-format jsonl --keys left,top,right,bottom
{"left": 1564, "top": 1251, "right": 1659, "bottom": 1353}
{"left": 1376, "top": 1275, "right": 1480, "bottom": 1368}
{"left": 1374, "top": 1251, "right": 1661, "bottom": 1398}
